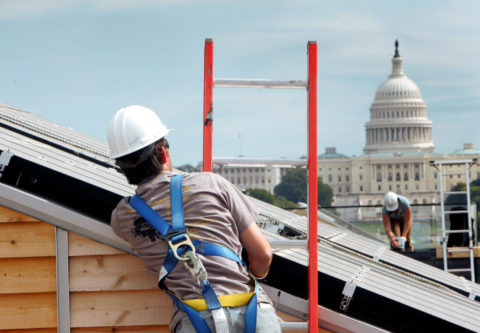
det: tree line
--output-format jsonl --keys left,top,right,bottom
{"left": 175, "top": 164, "right": 334, "bottom": 210}
{"left": 248, "top": 169, "right": 333, "bottom": 209}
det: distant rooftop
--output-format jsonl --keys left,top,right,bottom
{"left": 318, "top": 147, "right": 349, "bottom": 159}
{"left": 453, "top": 143, "right": 480, "bottom": 155}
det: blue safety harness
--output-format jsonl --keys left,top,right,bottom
{"left": 129, "top": 174, "right": 258, "bottom": 333}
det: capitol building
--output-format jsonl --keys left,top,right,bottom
{"left": 217, "top": 41, "right": 480, "bottom": 207}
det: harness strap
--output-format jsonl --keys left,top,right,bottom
{"left": 129, "top": 174, "right": 258, "bottom": 333}
{"left": 129, "top": 194, "right": 170, "bottom": 235}
{"left": 169, "top": 293, "right": 212, "bottom": 333}
{"left": 170, "top": 174, "right": 186, "bottom": 232}
{"left": 245, "top": 282, "right": 258, "bottom": 333}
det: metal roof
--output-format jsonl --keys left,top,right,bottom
{"left": 1, "top": 101, "right": 480, "bottom": 331}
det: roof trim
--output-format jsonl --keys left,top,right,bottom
{"left": 0, "top": 181, "right": 133, "bottom": 254}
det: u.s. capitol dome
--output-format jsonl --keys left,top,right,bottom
{"left": 364, "top": 40, "right": 435, "bottom": 155}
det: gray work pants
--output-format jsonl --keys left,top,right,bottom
{"left": 175, "top": 303, "right": 281, "bottom": 333}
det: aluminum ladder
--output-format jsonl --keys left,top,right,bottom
{"left": 202, "top": 38, "right": 318, "bottom": 332}
{"left": 431, "top": 159, "right": 477, "bottom": 282}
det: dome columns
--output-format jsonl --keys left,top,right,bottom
{"left": 366, "top": 125, "right": 433, "bottom": 146}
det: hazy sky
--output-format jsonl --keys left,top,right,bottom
{"left": 1, "top": 0, "right": 479, "bottom": 166}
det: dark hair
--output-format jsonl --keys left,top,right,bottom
{"left": 116, "top": 138, "right": 169, "bottom": 185}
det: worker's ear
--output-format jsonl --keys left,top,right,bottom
{"left": 160, "top": 146, "right": 168, "bottom": 165}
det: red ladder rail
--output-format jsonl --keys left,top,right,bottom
{"left": 307, "top": 41, "right": 318, "bottom": 333}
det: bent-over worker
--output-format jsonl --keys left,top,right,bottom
{"left": 382, "top": 191, "right": 414, "bottom": 252}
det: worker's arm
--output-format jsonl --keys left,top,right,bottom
{"left": 402, "top": 206, "right": 413, "bottom": 238}
{"left": 382, "top": 213, "right": 398, "bottom": 248}
{"left": 240, "top": 222, "right": 273, "bottom": 278}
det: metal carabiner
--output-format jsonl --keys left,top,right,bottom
{"left": 183, "top": 251, "right": 208, "bottom": 286}
{"left": 167, "top": 234, "right": 196, "bottom": 261}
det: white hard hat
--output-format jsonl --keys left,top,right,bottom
{"left": 384, "top": 192, "right": 399, "bottom": 211}
{"left": 107, "top": 105, "right": 172, "bottom": 159}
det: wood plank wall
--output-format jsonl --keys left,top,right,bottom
{"left": 0, "top": 206, "right": 57, "bottom": 331}
{"left": 0, "top": 205, "right": 169, "bottom": 332}
{"left": 0, "top": 205, "right": 310, "bottom": 332}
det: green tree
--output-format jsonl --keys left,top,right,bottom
{"left": 447, "top": 181, "right": 480, "bottom": 235}
{"left": 175, "top": 164, "right": 199, "bottom": 173}
{"left": 445, "top": 183, "right": 466, "bottom": 205}
{"left": 274, "top": 169, "right": 333, "bottom": 207}
{"left": 318, "top": 181, "right": 334, "bottom": 207}
{"left": 273, "top": 196, "right": 298, "bottom": 209}
{"left": 246, "top": 188, "right": 275, "bottom": 204}
{"left": 274, "top": 169, "right": 307, "bottom": 203}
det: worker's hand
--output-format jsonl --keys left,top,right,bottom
{"left": 389, "top": 235, "right": 399, "bottom": 249}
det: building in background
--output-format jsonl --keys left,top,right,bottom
{"left": 320, "top": 41, "right": 480, "bottom": 207}
{"left": 218, "top": 41, "right": 480, "bottom": 210}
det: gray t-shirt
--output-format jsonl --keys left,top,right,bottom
{"left": 111, "top": 171, "right": 272, "bottom": 330}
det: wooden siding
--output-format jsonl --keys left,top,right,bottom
{"left": 0, "top": 206, "right": 57, "bottom": 330}
{"left": 0, "top": 205, "right": 169, "bottom": 331}
{"left": 0, "top": 205, "right": 310, "bottom": 332}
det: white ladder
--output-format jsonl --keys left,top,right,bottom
{"left": 431, "top": 159, "right": 477, "bottom": 282}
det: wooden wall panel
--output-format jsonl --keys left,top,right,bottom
{"left": 0, "top": 329, "right": 56, "bottom": 333}
{"left": 0, "top": 206, "right": 39, "bottom": 223}
{"left": 70, "top": 254, "right": 158, "bottom": 292}
{"left": 71, "top": 326, "right": 169, "bottom": 333}
{"left": 70, "top": 290, "right": 172, "bottom": 327}
{"left": 0, "top": 292, "right": 56, "bottom": 329}
{"left": 0, "top": 222, "right": 55, "bottom": 258}
{"left": 0, "top": 257, "right": 56, "bottom": 293}
{"left": 69, "top": 233, "right": 124, "bottom": 256}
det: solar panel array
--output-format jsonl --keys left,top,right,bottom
{"left": 1, "top": 101, "right": 480, "bottom": 331}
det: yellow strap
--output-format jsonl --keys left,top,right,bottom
{"left": 182, "top": 273, "right": 258, "bottom": 311}
{"left": 183, "top": 291, "right": 255, "bottom": 311}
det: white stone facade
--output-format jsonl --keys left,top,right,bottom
{"left": 217, "top": 165, "right": 289, "bottom": 193}
{"left": 319, "top": 147, "right": 480, "bottom": 206}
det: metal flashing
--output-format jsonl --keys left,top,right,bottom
{"left": 56, "top": 227, "right": 71, "bottom": 333}
{"left": 0, "top": 182, "right": 133, "bottom": 254}
{"left": 0, "top": 150, "right": 12, "bottom": 175}
{"left": 261, "top": 284, "right": 389, "bottom": 333}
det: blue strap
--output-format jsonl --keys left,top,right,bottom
{"left": 169, "top": 293, "right": 212, "bottom": 333}
{"left": 170, "top": 174, "right": 186, "bottom": 231}
{"left": 244, "top": 282, "right": 258, "bottom": 333}
{"left": 193, "top": 240, "right": 245, "bottom": 266}
{"left": 130, "top": 194, "right": 170, "bottom": 236}
{"left": 201, "top": 281, "right": 222, "bottom": 310}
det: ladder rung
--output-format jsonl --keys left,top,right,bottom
{"left": 214, "top": 78, "right": 307, "bottom": 89}
{"left": 443, "top": 191, "right": 468, "bottom": 195}
{"left": 446, "top": 229, "right": 470, "bottom": 234}
{"left": 269, "top": 240, "right": 308, "bottom": 249}
{"left": 444, "top": 210, "right": 469, "bottom": 214}
{"left": 213, "top": 157, "right": 307, "bottom": 167}
{"left": 447, "top": 248, "right": 471, "bottom": 253}
{"left": 280, "top": 322, "right": 308, "bottom": 330}
{"left": 430, "top": 159, "right": 478, "bottom": 166}
{"left": 448, "top": 268, "right": 472, "bottom": 273}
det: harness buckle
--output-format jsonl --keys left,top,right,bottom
{"left": 183, "top": 251, "right": 208, "bottom": 286}
{"left": 167, "top": 233, "right": 195, "bottom": 261}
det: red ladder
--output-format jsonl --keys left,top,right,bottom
{"left": 202, "top": 38, "right": 318, "bottom": 332}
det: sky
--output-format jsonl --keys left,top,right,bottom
{"left": 0, "top": 0, "right": 479, "bottom": 167}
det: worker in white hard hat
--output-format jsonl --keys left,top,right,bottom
{"left": 107, "top": 105, "right": 280, "bottom": 333}
{"left": 381, "top": 191, "right": 414, "bottom": 251}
